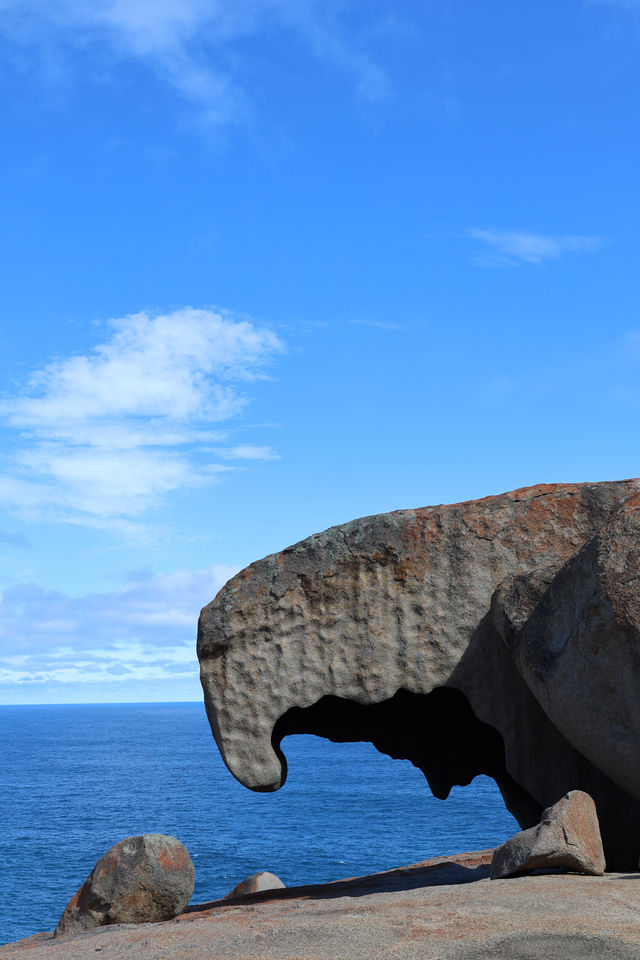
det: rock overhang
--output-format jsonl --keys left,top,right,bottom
{"left": 197, "top": 479, "right": 640, "bottom": 869}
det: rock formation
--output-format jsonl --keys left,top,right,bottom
{"left": 55, "top": 834, "right": 195, "bottom": 938}
{"left": 490, "top": 790, "right": 606, "bottom": 879}
{"left": 197, "top": 480, "right": 640, "bottom": 869}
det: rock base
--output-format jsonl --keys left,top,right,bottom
{"left": 6, "top": 850, "right": 640, "bottom": 959}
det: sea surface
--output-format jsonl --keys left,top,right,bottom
{"left": 0, "top": 702, "right": 518, "bottom": 945}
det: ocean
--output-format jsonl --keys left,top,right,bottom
{"left": 0, "top": 702, "right": 518, "bottom": 945}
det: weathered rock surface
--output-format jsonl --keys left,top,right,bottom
{"left": 54, "top": 834, "right": 195, "bottom": 938}
{"left": 227, "top": 871, "right": 285, "bottom": 898}
{"left": 493, "top": 490, "right": 640, "bottom": 804}
{"left": 490, "top": 790, "right": 606, "bottom": 879}
{"left": 7, "top": 851, "right": 640, "bottom": 959}
{"left": 197, "top": 480, "right": 640, "bottom": 869}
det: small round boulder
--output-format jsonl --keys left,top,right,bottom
{"left": 55, "top": 833, "right": 195, "bottom": 938}
{"left": 227, "top": 871, "right": 285, "bottom": 898}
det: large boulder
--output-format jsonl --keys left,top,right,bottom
{"left": 490, "top": 790, "right": 606, "bottom": 879}
{"left": 197, "top": 480, "right": 640, "bottom": 869}
{"left": 55, "top": 834, "right": 195, "bottom": 938}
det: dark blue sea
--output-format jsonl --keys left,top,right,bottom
{"left": 0, "top": 703, "right": 518, "bottom": 945}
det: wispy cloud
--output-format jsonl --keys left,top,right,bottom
{"left": 217, "top": 444, "right": 279, "bottom": 461}
{"left": 0, "top": 0, "right": 390, "bottom": 126}
{"left": 477, "top": 327, "right": 640, "bottom": 407}
{"left": 0, "top": 563, "right": 235, "bottom": 695}
{"left": 0, "top": 307, "right": 283, "bottom": 527}
{"left": 348, "top": 318, "right": 406, "bottom": 331}
{"left": 465, "top": 228, "right": 603, "bottom": 267}
{"left": 0, "top": 529, "right": 29, "bottom": 548}
{"left": 588, "top": 1, "right": 640, "bottom": 7}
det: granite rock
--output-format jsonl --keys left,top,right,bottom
{"left": 227, "top": 871, "right": 285, "bottom": 898}
{"left": 197, "top": 480, "right": 640, "bottom": 869}
{"left": 493, "top": 490, "right": 640, "bottom": 804}
{"left": 54, "top": 834, "right": 195, "bottom": 938}
{"left": 490, "top": 790, "right": 606, "bottom": 879}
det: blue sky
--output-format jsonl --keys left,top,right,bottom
{"left": 1, "top": 0, "right": 639, "bottom": 703}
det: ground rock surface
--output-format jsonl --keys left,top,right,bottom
{"left": 490, "top": 790, "right": 606, "bottom": 878}
{"left": 54, "top": 834, "right": 195, "bottom": 938}
{"left": 197, "top": 479, "right": 640, "bottom": 869}
{"left": 7, "top": 851, "right": 640, "bottom": 960}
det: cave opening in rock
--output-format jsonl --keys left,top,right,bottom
{"left": 272, "top": 687, "right": 541, "bottom": 828}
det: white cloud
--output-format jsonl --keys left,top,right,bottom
{"left": 465, "top": 228, "right": 603, "bottom": 267}
{"left": 0, "top": 0, "right": 390, "bottom": 126}
{"left": 218, "top": 444, "right": 279, "bottom": 460}
{"left": 0, "top": 563, "right": 236, "bottom": 694}
{"left": 0, "top": 307, "right": 283, "bottom": 525}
